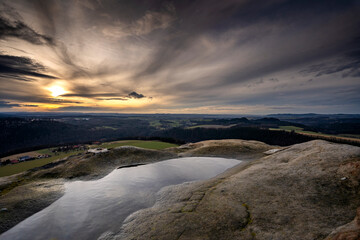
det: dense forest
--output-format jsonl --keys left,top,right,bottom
{"left": 0, "top": 117, "right": 152, "bottom": 157}
{"left": 1, "top": 114, "right": 359, "bottom": 157}
{"left": 154, "top": 126, "right": 360, "bottom": 147}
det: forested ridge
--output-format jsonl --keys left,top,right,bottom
{"left": 1, "top": 116, "right": 359, "bottom": 157}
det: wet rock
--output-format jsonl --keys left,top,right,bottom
{"left": 0, "top": 180, "right": 65, "bottom": 234}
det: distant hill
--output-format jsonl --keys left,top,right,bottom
{"left": 1, "top": 114, "right": 360, "bottom": 157}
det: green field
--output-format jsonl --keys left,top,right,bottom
{"left": 278, "top": 126, "right": 304, "bottom": 131}
{"left": 149, "top": 120, "right": 162, "bottom": 128}
{"left": 277, "top": 126, "right": 337, "bottom": 137}
{"left": 188, "top": 124, "right": 214, "bottom": 129}
{"left": 149, "top": 120, "right": 183, "bottom": 129}
{"left": 0, "top": 140, "right": 178, "bottom": 177}
{"left": 270, "top": 125, "right": 330, "bottom": 135}
{"left": 93, "top": 140, "right": 178, "bottom": 150}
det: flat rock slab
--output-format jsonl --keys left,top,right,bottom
{"left": 107, "top": 140, "right": 360, "bottom": 240}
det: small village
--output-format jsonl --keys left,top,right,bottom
{"left": 51, "top": 144, "right": 89, "bottom": 154}
{"left": 0, "top": 144, "right": 90, "bottom": 166}
{"left": 0, "top": 154, "right": 52, "bottom": 166}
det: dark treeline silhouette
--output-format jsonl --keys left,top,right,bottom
{"left": 153, "top": 127, "right": 314, "bottom": 146}
{"left": 125, "top": 136, "right": 186, "bottom": 145}
{"left": 1, "top": 116, "right": 359, "bottom": 158}
{"left": 152, "top": 127, "right": 360, "bottom": 147}
{"left": 0, "top": 117, "right": 154, "bottom": 157}
{"left": 269, "top": 116, "right": 360, "bottom": 135}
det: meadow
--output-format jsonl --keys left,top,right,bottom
{"left": 0, "top": 140, "right": 178, "bottom": 177}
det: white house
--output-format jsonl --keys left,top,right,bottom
{"left": 88, "top": 148, "right": 109, "bottom": 154}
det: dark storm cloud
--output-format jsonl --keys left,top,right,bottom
{"left": 0, "top": 100, "right": 20, "bottom": 108}
{"left": 0, "top": 2, "right": 54, "bottom": 45}
{"left": 0, "top": 15, "right": 54, "bottom": 45}
{"left": 128, "top": 92, "right": 145, "bottom": 99}
{"left": 0, "top": 1, "right": 91, "bottom": 81}
{"left": 0, "top": 54, "right": 57, "bottom": 80}
{"left": 4, "top": 0, "right": 90, "bottom": 80}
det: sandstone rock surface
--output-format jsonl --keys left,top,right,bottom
{"left": 324, "top": 207, "right": 360, "bottom": 240}
{"left": 1, "top": 139, "right": 359, "bottom": 239}
{"left": 108, "top": 140, "right": 360, "bottom": 240}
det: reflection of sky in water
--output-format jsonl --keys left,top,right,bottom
{"left": 0, "top": 157, "right": 240, "bottom": 240}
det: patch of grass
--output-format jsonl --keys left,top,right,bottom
{"left": 278, "top": 126, "right": 304, "bottom": 131}
{"left": 188, "top": 125, "right": 211, "bottom": 129}
{"left": 149, "top": 120, "right": 162, "bottom": 128}
{"left": 241, "top": 202, "right": 254, "bottom": 234}
{"left": 93, "top": 126, "right": 118, "bottom": 130}
{"left": 271, "top": 126, "right": 333, "bottom": 136}
{"left": 0, "top": 150, "right": 83, "bottom": 177}
{"left": 35, "top": 148, "right": 54, "bottom": 155}
{"left": 165, "top": 120, "right": 182, "bottom": 128}
{"left": 0, "top": 177, "right": 27, "bottom": 196}
{"left": 95, "top": 140, "right": 178, "bottom": 150}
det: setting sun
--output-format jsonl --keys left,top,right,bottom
{"left": 48, "top": 86, "right": 67, "bottom": 97}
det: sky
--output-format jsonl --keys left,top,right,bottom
{"left": 0, "top": 0, "right": 359, "bottom": 114}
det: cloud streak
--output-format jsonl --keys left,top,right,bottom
{"left": 0, "top": 54, "right": 57, "bottom": 80}
{"left": 0, "top": 15, "right": 54, "bottom": 45}
{"left": 0, "top": 100, "right": 20, "bottom": 108}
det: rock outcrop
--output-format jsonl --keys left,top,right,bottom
{"left": 0, "top": 179, "right": 64, "bottom": 234}
{"left": 172, "top": 139, "right": 274, "bottom": 160}
{"left": 0, "top": 146, "right": 176, "bottom": 234}
{"left": 1, "top": 139, "right": 360, "bottom": 239}
{"left": 107, "top": 140, "right": 360, "bottom": 240}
